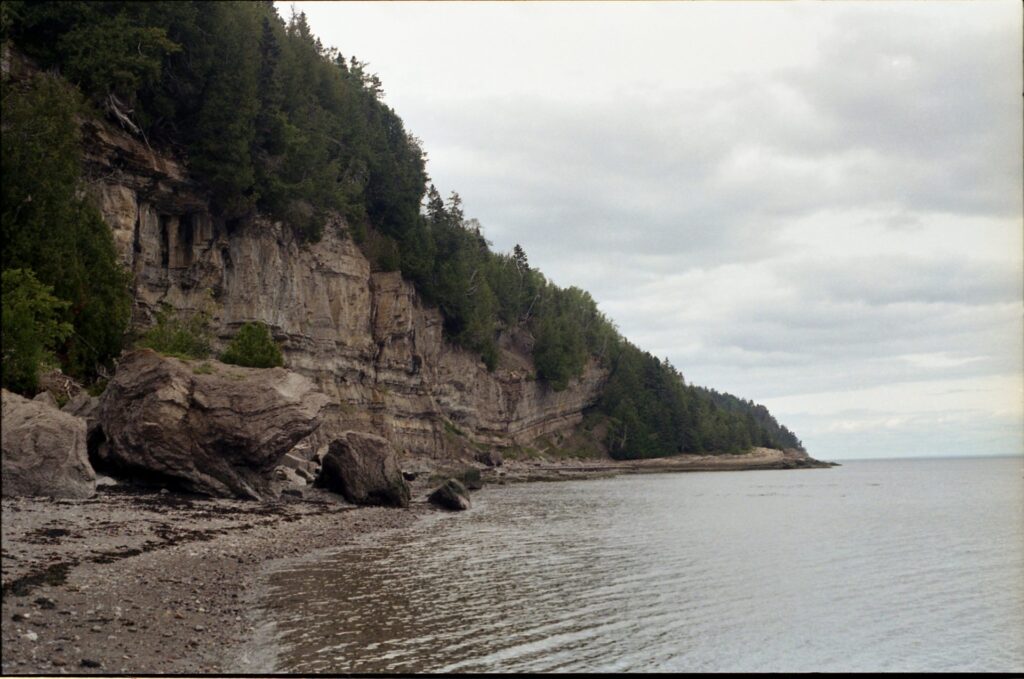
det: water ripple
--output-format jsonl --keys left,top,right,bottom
{"left": 256, "top": 457, "right": 1024, "bottom": 673}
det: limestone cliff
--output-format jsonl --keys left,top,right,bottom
{"left": 81, "top": 118, "right": 606, "bottom": 461}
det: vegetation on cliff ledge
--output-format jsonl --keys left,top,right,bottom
{"left": 0, "top": 1, "right": 803, "bottom": 457}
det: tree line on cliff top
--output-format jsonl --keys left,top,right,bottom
{"left": 0, "top": 1, "right": 802, "bottom": 456}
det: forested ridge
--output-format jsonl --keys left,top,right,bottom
{"left": 0, "top": 1, "right": 803, "bottom": 457}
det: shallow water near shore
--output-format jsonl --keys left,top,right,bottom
{"left": 252, "top": 456, "right": 1024, "bottom": 673}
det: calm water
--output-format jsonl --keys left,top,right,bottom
{"left": 253, "top": 457, "right": 1024, "bottom": 672}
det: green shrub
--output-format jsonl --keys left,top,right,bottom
{"left": 1, "top": 268, "right": 73, "bottom": 394}
{"left": 2, "top": 72, "right": 132, "bottom": 380}
{"left": 138, "top": 304, "right": 212, "bottom": 359}
{"left": 191, "top": 362, "right": 214, "bottom": 375}
{"left": 220, "top": 322, "right": 283, "bottom": 368}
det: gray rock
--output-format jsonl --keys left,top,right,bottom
{"left": 475, "top": 450, "right": 503, "bottom": 467}
{"left": 460, "top": 467, "right": 483, "bottom": 491}
{"left": 316, "top": 432, "right": 410, "bottom": 507}
{"left": 98, "top": 349, "right": 330, "bottom": 499}
{"left": 428, "top": 478, "right": 471, "bottom": 511}
{"left": 32, "top": 391, "right": 59, "bottom": 409}
{"left": 269, "top": 464, "right": 307, "bottom": 499}
{"left": 279, "top": 450, "right": 318, "bottom": 480}
{"left": 61, "top": 392, "right": 101, "bottom": 441}
{"left": 2, "top": 389, "right": 96, "bottom": 499}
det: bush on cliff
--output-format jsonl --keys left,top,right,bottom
{"left": 138, "top": 304, "right": 212, "bottom": 360}
{"left": 1, "top": 268, "right": 73, "bottom": 394}
{"left": 220, "top": 322, "right": 284, "bottom": 369}
{"left": 1, "top": 71, "right": 132, "bottom": 382}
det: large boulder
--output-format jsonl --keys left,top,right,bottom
{"left": 2, "top": 389, "right": 96, "bottom": 499}
{"left": 99, "top": 349, "right": 330, "bottom": 499}
{"left": 315, "top": 432, "right": 410, "bottom": 507}
{"left": 428, "top": 478, "right": 471, "bottom": 511}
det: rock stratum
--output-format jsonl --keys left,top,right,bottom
{"left": 82, "top": 117, "right": 606, "bottom": 464}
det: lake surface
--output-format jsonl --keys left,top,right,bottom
{"left": 253, "top": 457, "right": 1024, "bottom": 672}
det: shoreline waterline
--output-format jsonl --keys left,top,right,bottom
{"left": 2, "top": 450, "right": 839, "bottom": 674}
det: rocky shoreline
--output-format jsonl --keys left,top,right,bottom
{"left": 1, "top": 449, "right": 834, "bottom": 675}
{"left": 1, "top": 485, "right": 427, "bottom": 675}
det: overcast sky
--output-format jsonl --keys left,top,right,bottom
{"left": 284, "top": 1, "right": 1023, "bottom": 460}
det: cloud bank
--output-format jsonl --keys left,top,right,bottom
{"left": 288, "top": 1, "right": 1023, "bottom": 458}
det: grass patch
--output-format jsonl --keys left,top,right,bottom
{"left": 443, "top": 419, "right": 466, "bottom": 438}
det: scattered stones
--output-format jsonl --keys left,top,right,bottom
{"left": 428, "top": 478, "right": 471, "bottom": 511}
{"left": 35, "top": 596, "right": 57, "bottom": 609}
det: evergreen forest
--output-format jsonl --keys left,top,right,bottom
{"left": 0, "top": 1, "right": 803, "bottom": 457}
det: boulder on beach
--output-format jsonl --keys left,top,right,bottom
{"left": 316, "top": 431, "right": 410, "bottom": 507}
{"left": 2, "top": 389, "right": 96, "bottom": 499}
{"left": 429, "top": 478, "right": 471, "bottom": 511}
{"left": 475, "top": 450, "right": 503, "bottom": 467}
{"left": 460, "top": 466, "right": 484, "bottom": 490}
{"left": 98, "top": 349, "right": 330, "bottom": 499}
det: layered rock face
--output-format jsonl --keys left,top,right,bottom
{"left": 83, "top": 119, "right": 607, "bottom": 461}
{"left": 1, "top": 389, "right": 96, "bottom": 499}
{"left": 98, "top": 350, "right": 330, "bottom": 499}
